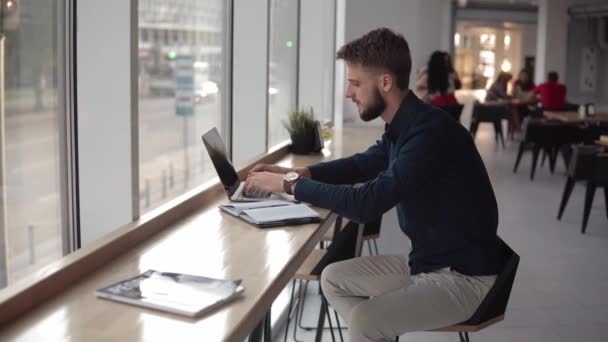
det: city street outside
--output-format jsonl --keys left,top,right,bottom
{"left": 2, "top": 91, "right": 227, "bottom": 285}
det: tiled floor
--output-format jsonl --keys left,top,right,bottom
{"left": 274, "top": 114, "right": 608, "bottom": 341}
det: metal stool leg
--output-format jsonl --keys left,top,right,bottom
{"left": 284, "top": 281, "right": 297, "bottom": 342}
{"left": 264, "top": 310, "right": 271, "bottom": 342}
{"left": 334, "top": 309, "right": 344, "bottom": 342}
{"left": 459, "top": 332, "right": 470, "bottom": 342}
{"left": 323, "top": 297, "right": 337, "bottom": 342}
{"left": 297, "top": 281, "right": 310, "bottom": 330}
{"left": 292, "top": 280, "right": 304, "bottom": 342}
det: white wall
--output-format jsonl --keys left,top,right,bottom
{"left": 341, "top": 0, "right": 453, "bottom": 125}
{"left": 456, "top": 8, "right": 537, "bottom": 24}
{"left": 298, "top": 0, "right": 336, "bottom": 123}
{"left": 232, "top": 0, "right": 269, "bottom": 166}
{"left": 77, "top": 0, "right": 135, "bottom": 245}
{"left": 521, "top": 23, "right": 537, "bottom": 60}
{"left": 535, "top": 0, "right": 606, "bottom": 86}
{"left": 565, "top": 17, "right": 608, "bottom": 109}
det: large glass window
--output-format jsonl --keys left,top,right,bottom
{"left": 268, "top": 0, "right": 299, "bottom": 148}
{"left": 138, "top": 0, "right": 228, "bottom": 213}
{"left": 1, "top": 0, "right": 68, "bottom": 288}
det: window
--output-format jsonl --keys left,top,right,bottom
{"left": 138, "top": 0, "right": 228, "bottom": 213}
{"left": 267, "top": 0, "right": 299, "bottom": 148}
{"left": 0, "top": 0, "right": 70, "bottom": 288}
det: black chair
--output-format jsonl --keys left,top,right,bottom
{"left": 470, "top": 103, "right": 511, "bottom": 148}
{"left": 285, "top": 217, "right": 362, "bottom": 342}
{"left": 558, "top": 147, "right": 608, "bottom": 234}
{"left": 437, "top": 104, "right": 464, "bottom": 123}
{"left": 395, "top": 237, "right": 520, "bottom": 342}
{"left": 513, "top": 119, "right": 584, "bottom": 179}
{"left": 322, "top": 217, "right": 382, "bottom": 256}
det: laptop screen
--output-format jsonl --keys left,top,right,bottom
{"left": 202, "top": 128, "right": 239, "bottom": 190}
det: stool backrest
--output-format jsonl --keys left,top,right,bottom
{"left": 472, "top": 103, "right": 510, "bottom": 121}
{"left": 567, "top": 145, "right": 602, "bottom": 179}
{"left": 312, "top": 220, "right": 360, "bottom": 276}
{"left": 437, "top": 104, "right": 464, "bottom": 122}
{"left": 592, "top": 155, "right": 608, "bottom": 185}
{"left": 362, "top": 217, "right": 382, "bottom": 237}
{"left": 463, "top": 237, "right": 519, "bottom": 325}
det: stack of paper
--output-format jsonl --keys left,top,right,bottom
{"left": 219, "top": 200, "right": 321, "bottom": 227}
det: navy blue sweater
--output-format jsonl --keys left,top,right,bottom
{"left": 294, "top": 91, "right": 502, "bottom": 276}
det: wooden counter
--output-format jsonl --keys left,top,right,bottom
{"left": 0, "top": 126, "right": 383, "bottom": 342}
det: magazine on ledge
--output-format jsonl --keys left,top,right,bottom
{"left": 219, "top": 200, "right": 321, "bottom": 228}
{"left": 96, "top": 270, "right": 244, "bottom": 318}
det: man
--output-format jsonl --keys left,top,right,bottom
{"left": 245, "top": 28, "right": 501, "bottom": 342}
{"left": 530, "top": 71, "right": 567, "bottom": 110}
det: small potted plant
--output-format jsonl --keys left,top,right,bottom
{"left": 283, "top": 108, "right": 317, "bottom": 154}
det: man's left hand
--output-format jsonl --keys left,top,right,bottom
{"left": 244, "top": 172, "right": 285, "bottom": 194}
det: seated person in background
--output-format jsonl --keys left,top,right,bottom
{"left": 512, "top": 69, "right": 535, "bottom": 99}
{"left": 416, "top": 51, "right": 459, "bottom": 106}
{"left": 510, "top": 69, "right": 535, "bottom": 133}
{"left": 245, "top": 28, "right": 500, "bottom": 342}
{"left": 531, "top": 71, "right": 567, "bottom": 110}
{"left": 485, "top": 72, "right": 512, "bottom": 102}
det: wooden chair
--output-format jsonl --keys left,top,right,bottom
{"left": 395, "top": 237, "right": 519, "bottom": 342}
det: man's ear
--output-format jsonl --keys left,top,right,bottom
{"left": 380, "top": 73, "right": 394, "bottom": 93}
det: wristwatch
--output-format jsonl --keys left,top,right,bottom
{"left": 283, "top": 172, "right": 300, "bottom": 195}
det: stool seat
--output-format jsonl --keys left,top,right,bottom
{"left": 430, "top": 314, "right": 504, "bottom": 332}
{"left": 294, "top": 249, "right": 326, "bottom": 281}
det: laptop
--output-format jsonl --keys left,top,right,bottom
{"left": 202, "top": 128, "right": 287, "bottom": 202}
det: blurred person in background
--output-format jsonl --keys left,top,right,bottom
{"left": 510, "top": 69, "right": 535, "bottom": 134}
{"left": 416, "top": 51, "right": 460, "bottom": 106}
{"left": 530, "top": 71, "right": 567, "bottom": 111}
{"left": 485, "top": 71, "right": 513, "bottom": 102}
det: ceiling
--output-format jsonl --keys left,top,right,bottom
{"left": 456, "top": 0, "right": 538, "bottom": 12}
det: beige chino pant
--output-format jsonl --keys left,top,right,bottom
{"left": 320, "top": 255, "right": 496, "bottom": 342}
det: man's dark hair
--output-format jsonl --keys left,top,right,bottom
{"left": 336, "top": 28, "right": 411, "bottom": 90}
{"left": 548, "top": 71, "right": 559, "bottom": 82}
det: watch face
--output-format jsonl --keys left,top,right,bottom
{"left": 284, "top": 172, "right": 299, "bottom": 182}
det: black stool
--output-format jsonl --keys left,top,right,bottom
{"left": 395, "top": 237, "right": 519, "bottom": 342}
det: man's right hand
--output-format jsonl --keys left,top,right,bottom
{"left": 249, "top": 164, "right": 311, "bottom": 178}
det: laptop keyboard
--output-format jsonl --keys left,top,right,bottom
{"left": 243, "top": 187, "right": 272, "bottom": 199}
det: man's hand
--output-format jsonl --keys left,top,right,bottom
{"left": 249, "top": 164, "right": 311, "bottom": 178}
{"left": 244, "top": 172, "right": 285, "bottom": 194}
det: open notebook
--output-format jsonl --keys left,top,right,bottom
{"left": 96, "top": 270, "right": 244, "bottom": 318}
{"left": 219, "top": 200, "right": 321, "bottom": 228}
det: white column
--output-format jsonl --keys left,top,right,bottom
{"left": 232, "top": 0, "right": 269, "bottom": 166}
{"left": 333, "top": 0, "right": 346, "bottom": 130}
{"left": 77, "top": 0, "right": 137, "bottom": 245}
{"left": 298, "top": 0, "right": 336, "bottom": 124}
{"left": 535, "top": 0, "right": 569, "bottom": 84}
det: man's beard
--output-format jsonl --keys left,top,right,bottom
{"left": 359, "top": 87, "right": 386, "bottom": 122}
